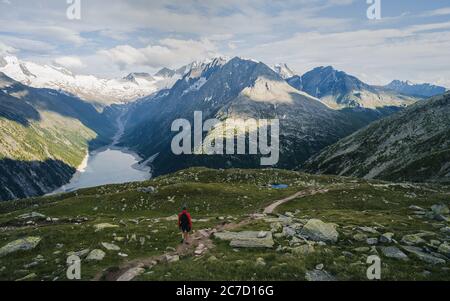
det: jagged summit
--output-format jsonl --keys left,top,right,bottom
{"left": 273, "top": 63, "right": 296, "bottom": 79}
{"left": 385, "top": 79, "right": 447, "bottom": 98}
{"left": 0, "top": 55, "right": 177, "bottom": 106}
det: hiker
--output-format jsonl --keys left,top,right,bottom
{"left": 178, "top": 206, "right": 192, "bottom": 244}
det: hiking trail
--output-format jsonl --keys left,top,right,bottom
{"left": 97, "top": 188, "right": 328, "bottom": 281}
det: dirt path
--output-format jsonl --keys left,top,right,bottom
{"left": 98, "top": 188, "right": 327, "bottom": 281}
{"left": 263, "top": 188, "right": 328, "bottom": 214}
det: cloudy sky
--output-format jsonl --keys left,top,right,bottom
{"left": 1, "top": 0, "right": 450, "bottom": 87}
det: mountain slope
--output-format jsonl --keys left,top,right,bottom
{"left": 0, "top": 56, "right": 176, "bottom": 108}
{"left": 384, "top": 80, "right": 447, "bottom": 98}
{"left": 121, "top": 57, "right": 370, "bottom": 176}
{"left": 287, "top": 66, "right": 417, "bottom": 109}
{"left": 303, "top": 92, "right": 450, "bottom": 183}
{"left": 0, "top": 73, "right": 116, "bottom": 201}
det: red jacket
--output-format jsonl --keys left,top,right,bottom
{"left": 178, "top": 210, "right": 192, "bottom": 228}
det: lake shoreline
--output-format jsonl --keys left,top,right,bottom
{"left": 49, "top": 108, "right": 152, "bottom": 195}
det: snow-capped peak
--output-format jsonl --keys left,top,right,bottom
{"left": 0, "top": 55, "right": 179, "bottom": 106}
{"left": 273, "top": 63, "right": 296, "bottom": 79}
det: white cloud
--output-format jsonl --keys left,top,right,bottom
{"left": 53, "top": 56, "right": 85, "bottom": 69}
{"left": 99, "top": 38, "right": 219, "bottom": 70}
{"left": 420, "top": 7, "right": 450, "bottom": 17}
{"left": 0, "top": 42, "right": 16, "bottom": 55}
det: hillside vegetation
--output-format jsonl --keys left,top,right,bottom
{"left": 0, "top": 168, "right": 448, "bottom": 281}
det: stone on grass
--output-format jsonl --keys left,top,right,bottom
{"left": 438, "top": 243, "right": 450, "bottom": 257}
{"left": 17, "top": 212, "right": 46, "bottom": 220}
{"left": 164, "top": 254, "right": 180, "bottom": 263}
{"left": 67, "top": 249, "right": 90, "bottom": 258}
{"left": 353, "top": 233, "right": 367, "bottom": 242}
{"left": 214, "top": 231, "right": 274, "bottom": 248}
{"left": 357, "top": 226, "right": 379, "bottom": 234}
{"left": 431, "top": 204, "right": 449, "bottom": 215}
{"left": 101, "top": 242, "right": 121, "bottom": 251}
{"left": 305, "top": 270, "right": 336, "bottom": 281}
{"left": 256, "top": 258, "right": 266, "bottom": 267}
{"left": 402, "top": 246, "right": 446, "bottom": 265}
{"left": 381, "top": 246, "right": 409, "bottom": 261}
{"left": 86, "top": 249, "right": 106, "bottom": 261}
{"left": 94, "top": 223, "right": 119, "bottom": 232}
{"left": 401, "top": 234, "right": 426, "bottom": 246}
{"left": 380, "top": 232, "right": 394, "bottom": 243}
{"left": 291, "top": 245, "right": 315, "bottom": 256}
{"left": 117, "top": 267, "right": 145, "bottom": 281}
{"left": 440, "top": 227, "right": 450, "bottom": 234}
{"left": 366, "top": 238, "right": 378, "bottom": 245}
{"left": 16, "top": 273, "right": 37, "bottom": 281}
{"left": 0, "top": 237, "right": 41, "bottom": 258}
{"left": 300, "top": 219, "right": 339, "bottom": 243}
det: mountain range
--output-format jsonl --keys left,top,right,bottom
{"left": 0, "top": 55, "right": 448, "bottom": 201}
{"left": 120, "top": 57, "right": 409, "bottom": 176}
{"left": 283, "top": 66, "right": 419, "bottom": 109}
{"left": 0, "top": 56, "right": 180, "bottom": 109}
{"left": 384, "top": 80, "right": 447, "bottom": 98}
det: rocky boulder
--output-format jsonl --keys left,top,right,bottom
{"left": 0, "top": 237, "right": 41, "bottom": 258}
{"left": 86, "top": 249, "right": 106, "bottom": 261}
{"left": 381, "top": 246, "right": 409, "bottom": 261}
{"left": 214, "top": 231, "right": 274, "bottom": 248}
{"left": 300, "top": 219, "right": 339, "bottom": 243}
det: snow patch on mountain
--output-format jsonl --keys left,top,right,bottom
{"left": 0, "top": 56, "right": 179, "bottom": 107}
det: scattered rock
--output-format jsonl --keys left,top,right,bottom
{"left": 17, "top": 212, "right": 46, "bottom": 220}
{"left": 67, "top": 249, "right": 90, "bottom": 258}
{"left": 434, "top": 215, "right": 449, "bottom": 222}
{"left": 101, "top": 242, "right": 121, "bottom": 251}
{"left": 117, "top": 267, "right": 145, "bottom": 281}
{"left": 257, "top": 231, "right": 268, "bottom": 238}
{"left": 86, "top": 249, "right": 106, "bottom": 261}
{"left": 438, "top": 243, "right": 450, "bottom": 257}
{"left": 381, "top": 246, "right": 409, "bottom": 261}
{"left": 0, "top": 237, "right": 42, "bottom": 258}
{"left": 215, "top": 231, "right": 274, "bottom": 248}
{"left": 291, "top": 245, "right": 315, "bottom": 255}
{"left": 94, "top": 223, "right": 119, "bottom": 232}
{"left": 315, "top": 263, "right": 324, "bottom": 270}
{"left": 357, "top": 226, "right": 379, "bottom": 234}
{"left": 409, "top": 205, "right": 425, "bottom": 211}
{"left": 15, "top": 273, "right": 37, "bottom": 281}
{"left": 255, "top": 258, "right": 266, "bottom": 267}
{"left": 282, "top": 226, "right": 296, "bottom": 237}
{"left": 380, "top": 232, "right": 394, "bottom": 244}
{"left": 342, "top": 251, "right": 354, "bottom": 258}
{"left": 354, "top": 247, "right": 370, "bottom": 253}
{"left": 440, "top": 227, "right": 450, "bottom": 234}
{"left": 164, "top": 254, "right": 180, "bottom": 263}
{"left": 431, "top": 204, "right": 449, "bottom": 215}
{"left": 353, "top": 233, "right": 367, "bottom": 242}
{"left": 366, "top": 238, "right": 378, "bottom": 245}
{"left": 305, "top": 270, "right": 336, "bottom": 281}
{"left": 137, "top": 186, "right": 157, "bottom": 194}
{"left": 300, "top": 219, "right": 339, "bottom": 243}
{"left": 402, "top": 246, "right": 446, "bottom": 265}
{"left": 401, "top": 234, "right": 426, "bottom": 246}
